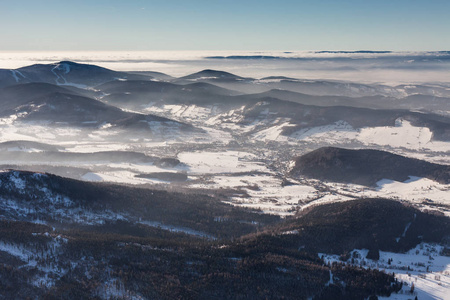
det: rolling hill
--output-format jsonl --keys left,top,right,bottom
{"left": 290, "top": 147, "right": 450, "bottom": 186}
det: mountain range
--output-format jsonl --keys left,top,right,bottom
{"left": 0, "top": 61, "right": 448, "bottom": 300}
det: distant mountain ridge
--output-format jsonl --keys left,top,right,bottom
{"left": 0, "top": 61, "right": 153, "bottom": 88}
{"left": 0, "top": 82, "right": 199, "bottom": 137}
{"left": 177, "top": 69, "right": 249, "bottom": 81}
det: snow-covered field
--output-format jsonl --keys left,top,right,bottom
{"left": 359, "top": 119, "right": 450, "bottom": 152}
{"left": 320, "top": 243, "right": 450, "bottom": 300}
{"left": 178, "top": 151, "right": 267, "bottom": 174}
{"left": 313, "top": 177, "right": 450, "bottom": 216}
{"left": 288, "top": 119, "right": 450, "bottom": 155}
{"left": 376, "top": 177, "right": 450, "bottom": 204}
{"left": 290, "top": 120, "right": 358, "bottom": 143}
{"left": 189, "top": 174, "right": 320, "bottom": 215}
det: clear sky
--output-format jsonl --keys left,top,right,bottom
{"left": 1, "top": 0, "right": 449, "bottom": 51}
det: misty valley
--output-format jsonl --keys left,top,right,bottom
{"left": 0, "top": 60, "right": 449, "bottom": 299}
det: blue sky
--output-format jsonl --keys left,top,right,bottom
{"left": 1, "top": 0, "right": 449, "bottom": 51}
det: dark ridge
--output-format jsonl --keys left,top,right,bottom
{"left": 0, "top": 82, "right": 104, "bottom": 115}
{"left": 135, "top": 172, "right": 188, "bottom": 182}
{"left": 0, "top": 140, "right": 64, "bottom": 152}
{"left": 127, "top": 70, "right": 174, "bottom": 81}
{"left": 247, "top": 88, "right": 450, "bottom": 113}
{"left": 97, "top": 79, "right": 240, "bottom": 96}
{"left": 290, "top": 147, "right": 450, "bottom": 186}
{"left": 0, "top": 150, "right": 157, "bottom": 164}
{"left": 259, "top": 76, "right": 299, "bottom": 81}
{"left": 0, "top": 169, "right": 279, "bottom": 239}
{"left": 95, "top": 79, "right": 177, "bottom": 93}
{"left": 315, "top": 51, "right": 393, "bottom": 54}
{"left": 11, "top": 61, "right": 152, "bottom": 87}
{"left": 0, "top": 69, "right": 28, "bottom": 88}
{"left": 0, "top": 172, "right": 402, "bottom": 300}
{"left": 0, "top": 216, "right": 399, "bottom": 300}
{"left": 206, "top": 51, "right": 393, "bottom": 60}
{"left": 241, "top": 198, "right": 450, "bottom": 254}
{"left": 1, "top": 82, "right": 80, "bottom": 98}
{"left": 183, "top": 81, "right": 242, "bottom": 96}
{"left": 206, "top": 55, "right": 280, "bottom": 59}
{"left": 179, "top": 69, "right": 246, "bottom": 80}
{"left": 0, "top": 164, "right": 91, "bottom": 180}
{"left": 0, "top": 83, "right": 87, "bottom": 113}
{"left": 98, "top": 79, "right": 244, "bottom": 110}
{"left": 0, "top": 86, "right": 190, "bottom": 130}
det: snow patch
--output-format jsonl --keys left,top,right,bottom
{"left": 10, "top": 69, "right": 25, "bottom": 82}
{"left": 253, "top": 120, "right": 295, "bottom": 142}
{"left": 321, "top": 243, "right": 450, "bottom": 300}
{"left": 138, "top": 220, "right": 216, "bottom": 240}
{"left": 291, "top": 120, "right": 357, "bottom": 141}
{"left": 178, "top": 151, "right": 267, "bottom": 174}
{"left": 375, "top": 176, "right": 450, "bottom": 205}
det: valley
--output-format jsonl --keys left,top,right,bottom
{"left": 0, "top": 59, "right": 448, "bottom": 299}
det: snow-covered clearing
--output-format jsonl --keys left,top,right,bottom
{"left": 320, "top": 243, "right": 450, "bottom": 300}
{"left": 138, "top": 221, "right": 215, "bottom": 240}
{"left": 290, "top": 120, "right": 358, "bottom": 143}
{"left": 318, "top": 177, "right": 450, "bottom": 215}
{"left": 81, "top": 170, "right": 175, "bottom": 185}
{"left": 0, "top": 118, "right": 204, "bottom": 146}
{"left": 289, "top": 119, "right": 450, "bottom": 153}
{"left": 79, "top": 162, "right": 187, "bottom": 185}
{"left": 359, "top": 119, "right": 450, "bottom": 152}
{"left": 189, "top": 174, "right": 320, "bottom": 215}
{"left": 204, "top": 106, "right": 248, "bottom": 130}
{"left": 178, "top": 151, "right": 267, "bottom": 174}
{"left": 145, "top": 104, "right": 215, "bottom": 123}
{"left": 375, "top": 176, "right": 450, "bottom": 204}
{"left": 298, "top": 193, "right": 356, "bottom": 211}
{"left": 252, "top": 120, "right": 295, "bottom": 142}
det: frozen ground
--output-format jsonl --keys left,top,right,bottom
{"left": 189, "top": 174, "right": 320, "bottom": 215}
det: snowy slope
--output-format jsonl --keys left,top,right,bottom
{"left": 321, "top": 243, "right": 450, "bottom": 300}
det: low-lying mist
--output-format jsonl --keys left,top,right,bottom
{"left": 1, "top": 50, "right": 450, "bottom": 85}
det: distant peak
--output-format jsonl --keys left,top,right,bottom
{"left": 315, "top": 50, "right": 392, "bottom": 54}
{"left": 181, "top": 69, "right": 246, "bottom": 80}
{"left": 58, "top": 61, "right": 77, "bottom": 65}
